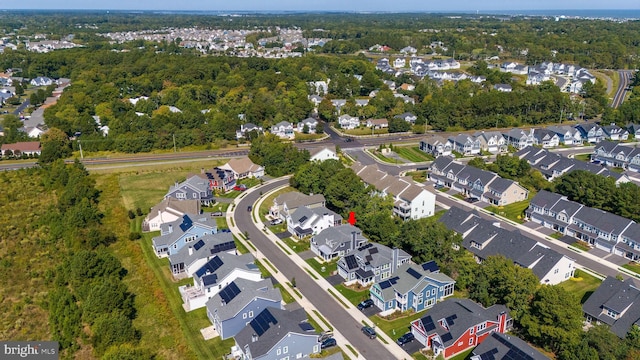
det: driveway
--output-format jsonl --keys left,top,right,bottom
{"left": 298, "top": 250, "right": 317, "bottom": 260}
{"left": 326, "top": 274, "right": 345, "bottom": 286}
{"left": 399, "top": 337, "right": 423, "bottom": 356}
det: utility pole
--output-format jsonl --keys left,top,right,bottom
{"left": 78, "top": 140, "right": 83, "bottom": 159}
{"left": 173, "top": 133, "right": 177, "bottom": 153}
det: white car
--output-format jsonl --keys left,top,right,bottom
{"left": 270, "top": 218, "right": 283, "bottom": 225}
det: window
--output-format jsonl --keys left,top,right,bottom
{"left": 470, "top": 327, "right": 474, "bottom": 335}
{"left": 432, "top": 289, "right": 436, "bottom": 296}
{"left": 554, "top": 268, "right": 559, "bottom": 274}
{"left": 248, "top": 311, "right": 254, "bottom": 318}
{"left": 469, "top": 338, "right": 474, "bottom": 345}
{"left": 313, "top": 345, "right": 319, "bottom": 353}
{"left": 277, "top": 348, "right": 281, "bottom": 355}
{"left": 296, "top": 354, "right": 303, "bottom": 359}
{"left": 478, "top": 322, "right": 486, "bottom": 331}
{"left": 243, "top": 313, "right": 247, "bottom": 319}
{"left": 283, "top": 346, "right": 288, "bottom": 354}
{"left": 193, "top": 193, "right": 197, "bottom": 198}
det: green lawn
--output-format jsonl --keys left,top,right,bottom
{"left": 281, "top": 237, "right": 311, "bottom": 253}
{"left": 344, "top": 127, "right": 389, "bottom": 136}
{"left": 558, "top": 269, "right": 602, "bottom": 304}
{"left": 306, "top": 258, "right": 338, "bottom": 278}
{"left": 406, "top": 170, "right": 427, "bottom": 182}
{"left": 371, "top": 150, "right": 396, "bottom": 163}
{"left": 274, "top": 283, "right": 296, "bottom": 304}
{"left": 486, "top": 197, "right": 532, "bottom": 224}
{"left": 571, "top": 241, "right": 591, "bottom": 251}
{"left": 449, "top": 348, "right": 474, "bottom": 360}
{"left": 295, "top": 132, "right": 325, "bottom": 141}
{"left": 334, "top": 284, "right": 370, "bottom": 306}
{"left": 622, "top": 263, "right": 640, "bottom": 275}
{"left": 394, "top": 146, "right": 435, "bottom": 162}
{"left": 370, "top": 310, "right": 425, "bottom": 340}
{"left": 550, "top": 232, "right": 563, "bottom": 240}
{"left": 573, "top": 153, "right": 591, "bottom": 162}
{"left": 259, "top": 186, "right": 295, "bottom": 222}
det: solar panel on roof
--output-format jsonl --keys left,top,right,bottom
{"left": 219, "top": 282, "right": 242, "bottom": 303}
{"left": 421, "top": 261, "right": 439, "bottom": 272}
{"left": 345, "top": 255, "right": 358, "bottom": 270}
{"left": 369, "top": 247, "right": 378, "bottom": 254}
{"left": 441, "top": 332, "right": 453, "bottom": 343}
{"left": 298, "top": 216, "right": 308, "bottom": 223}
{"left": 179, "top": 215, "right": 193, "bottom": 232}
{"left": 495, "top": 335, "right": 535, "bottom": 360}
{"left": 202, "top": 273, "right": 218, "bottom": 286}
{"left": 422, "top": 317, "right": 436, "bottom": 332}
{"left": 380, "top": 280, "right": 392, "bottom": 289}
{"left": 298, "top": 322, "right": 314, "bottom": 332}
{"left": 406, "top": 267, "right": 422, "bottom": 279}
{"left": 211, "top": 241, "right": 236, "bottom": 254}
{"left": 249, "top": 309, "right": 278, "bottom": 336}
{"left": 195, "top": 256, "right": 224, "bottom": 278}
{"left": 445, "top": 314, "right": 457, "bottom": 325}
{"left": 479, "top": 348, "right": 500, "bottom": 360}
{"left": 193, "top": 239, "right": 205, "bottom": 251}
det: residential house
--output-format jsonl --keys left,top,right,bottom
{"left": 270, "top": 192, "right": 326, "bottom": 220}
{"left": 601, "top": 123, "right": 629, "bottom": 141}
{"left": 206, "top": 278, "right": 284, "bottom": 340}
{"left": 165, "top": 174, "right": 216, "bottom": 205}
{"left": 142, "top": 198, "right": 201, "bottom": 232}
{"left": 526, "top": 71, "right": 551, "bottom": 86}
{"left": 429, "top": 157, "right": 528, "bottom": 206}
{"left": 231, "top": 308, "right": 320, "bottom": 360}
{"left": 355, "top": 98, "right": 370, "bottom": 107}
{"left": 366, "top": 118, "right": 389, "bottom": 129}
{"left": 626, "top": 124, "right": 640, "bottom": 140}
{"left": 494, "top": 84, "right": 512, "bottom": 92}
{"left": 168, "top": 232, "right": 236, "bottom": 277}
{"left": 331, "top": 99, "right": 347, "bottom": 114}
{"left": 297, "top": 117, "right": 318, "bottom": 133}
{"left": 308, "top": 94, "right": 323, "bottom": 107}
{"left": 592, "top": 141, "right": 640, "bottom": 171}
{"left": 236, "top": 123, "right": 263, "bottom": 140}
{"left": 30, "top": 76, "right": 53, "bottom": 87}
{"left": 411, "top": 298, "right": 512, "bottom": 359}
{"left": 546, "top": 125, "right": 583, "bottom": 145}
{"left": 473, "top": 131, "right": 507, "bottom": 154}
{"left": 440, "top": 207, "right": 575, "bottom": 285}
{"left": 308, "top": 146, "right": 338, "bottom": 162}
{"left": 583, "top": 276, "right": 640, "bottom": 338}
{"left": 394, "top": 58, "right": 406, "bottom": 68}
{"left": 180, "top": 252, "right": 261, "bottom": 311}
{"left": 286, "top": 206, "right": 342, "bottom": 238}
{"left": 338, "top": 114, "right": 360, "bottom": 130}
{"left": 1, "top": 141, "right": 41, "bottom": 157}
{"left": 448, "top": 134, "right": 481, "bottom": 155}
{"left": 205, "top": 167, "right": 237, "bottom": 192}
{"left": 310, "top": 224, "right": 368, "bottom": 261}
{"left": 470, "top": 332, "right": 548, "bottom": 360}
{"left": 532, "top": 128, "right": 560, "bottom": 148}
{"left": 151, "top": 214, "right": 218, "bottom": 258}
{"left": 352, "top": 163, "right": 436, "bottom": 220}
{"left": 337, "top": 244, "right": 411, "bottom": 286}
{"left": 503, "top": 129, "right": 534, "bottom": 150}
{"left": 420, "top": 136, "right": 453, "bottom": 157}
{"left": 271, "top": 121, "right": 295, "bottom": 140}
{"left": 526, "top": 190, "right": 640, "bottom": 260}
{"left": 394, "top": 112, "right": 417, "bottom": 124}
{"left": 370, "top": 261, "right": 455, "bottom": 315}
{"left": 218, "top": 157, "right": 264, "bottom": 179}
{"left": 500, "top": 62, "right": 528, "bottom": 74}
{"left": 575, "top": 123, "right": 605, "bottom": 143}
{"left": 26, "top": 125, "right": 47, "bottom": 138}
{"left": 308, "top": 80, "right": 329, "bottom": 95}
{"left": 517, "top": 146, "right": 618, "bottom": 181}
{"left": 383, "top": 80, "right": 396, "bottom": 90}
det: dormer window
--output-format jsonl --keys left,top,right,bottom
{"left": 606, "top": 308, "right": 619, "bottom": 319}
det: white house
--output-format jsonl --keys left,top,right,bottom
{"left": 218, "top": 157, "right": 264, "bottom": 179}
{"left": 394, "top": 58, "right": 406, "bottom": 68}
{"left": 286, "top": 206, "right": 342, "bottom": 238}
{"left": 297, "top": 117, "right": 318, "bottom": 133}
{"left": 30, "top": 76, "right": 53, "bottom": 87}
{"left": 338, "top": 114, "right": 360, "bottom": 130}
{"left": 142, "top": 198, "right": 201, "bottom": 232}
{"left": 271, "top": 121, "right": 295, "bottom": 139}
{"left": 309, "top": 146, "right": 338, "bottom": 162}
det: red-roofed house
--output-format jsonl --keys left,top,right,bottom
{"left": 1, "top": 141, "right": 41, "bottom": 157}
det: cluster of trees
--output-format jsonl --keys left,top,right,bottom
{"left": 468, "top": 154, "right": 550, "bottom": 192}
{"left": 553, "top": 170, "right": 640, "bottom": 222}
{"left": 248, "top": 134, "right": 310, "bottom": 176}
{"left": 41, "top": 160, "right": 147, "bottom": 358}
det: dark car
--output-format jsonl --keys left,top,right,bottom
{"left": 465, "top": 197, "right": 479, "bottom": 203}
{"left": 344, "top": 138, "right": 353, "bottom": 142}
{"left": 321, "top": 338, "right": 337, "bottom": 349}
{"left": 247, "top": 205, "right": 252, "bottom": 212}
{"left": 357, "top": 299, "right": 374, "bottom": 311}
{"left": 396, "top": 332, "right": 415, "bottom": 346}
{"left": 361, "top": 326, "right": 376, "bottom": 339}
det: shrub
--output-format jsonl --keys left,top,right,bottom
{"left": 127, "top": 210, "right": 135, "bottom": 219}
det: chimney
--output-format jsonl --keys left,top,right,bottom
{"left": 168, "top": 224, "right": 173, "bottom": 233}
{"left": 392, "top": 247, "right": 399, "bottom": 271}
{"left": 351, "top": 231, "right": 357, "bottom": 250}
{"left": 188, "top": 246, "right": 193, "bottom": 256}
{"left": 498, "top": 311, "right": 507, "bottom": 333}
{"left": 252, "top": 334, "right": 258, "bottom": 342}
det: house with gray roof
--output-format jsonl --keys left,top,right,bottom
{"left": 337, "top": 244, "right": 411, "bottom": 286}
{"left": 474, "top": 131, "right": 507, "bottom": 154}
{"left": 517, "top": 146, "right": 619, "bottom": 181}
{"left": 310, "top": 224, "right": 368, "bottom": 261}
{"left": 165, "top": 174, "right": 215, "bottom": 206}
{"left": 168, "top": 232, "right": 236, "bottom": 277}
{"left": 151, "top": 214, "right": 218, "bottom": 258}
{"left": 440, "top": 207, "right": 575, "bottom": 285}
{"left": 471, "top": 332, "right": 548, "bottom": 360}
{"left": 546, "top": 125, "right": 583, "bottom": 145}
{"left": 592, "top": 141, "right": 640, "bottom": 172}
{"left": 297, "top": 117, "right": 318, "bottom": 133}
{"left": 448, "top": 134, "right": 481, "bottom": 155}
{"left": 411, "top": 298, "right": 512, "bottom": 359}
{"left": 420, "top": 136, "right": 452, "bottom": 157}
{"left": 206, "top": 278, "right": 283, "bottom": 340}
{"left": 532, "top": 128, "right": 560, "bottom": 148}
{"left": 627, "top": 124, "right": 640, "bottom": 140}
{"left": 180, "top": 252, "right": 261, "bottom": 311}
{"left": 231, "top": 307, "right": 320, "bottom": 360}
{"left": 271, "top": 121, "right": 295, "bottom": 139}
{"left": 338, "top": 114, "right": 360, "bottom": 130}
{"left": 583, "top": 276, "right": 640, "bottom": 338}
{"left": 270, "top": 192, "right": 326, "bottom": 220}
{"left": 218, "top": 157, "right": 264, "bottom": 179}
{"left": 286, "top": 206, "right": 342, "bottom": 238}
{"left": 503, "top": 129, "right": 534, "bottom": 150}
{"left": 575, "top": 123, "right": 604, "bottom": 143}
{"left": 370, "top": 261, "right": 455, "bottom": 315}
{"left": 143, "top": 198, "right": 201, "bottom": 232}
{"left": 394, "top": 112, "right": 417, "bottom": 124}
{"left": 602, "top": 123, "right": 629, "bottom": 141}
{"left": 236, "top": 123, "right": 263, "bottom": 140}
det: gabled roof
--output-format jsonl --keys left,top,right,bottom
{"left": 583, "top": 276, "right": 640, "bottom": 338}
{"left": 472, "top": 332, "right": 548, "bottom": 360}
{"left": 308, "top": 146, "right": 336, "bottom": 158}
{"left": 0, "top": 141, "right": 41, "bottom": 152}
{"left": 146, "top": 198, "right": 201, "bottom": 223}
{"left": 415, "top": 298, "right": 510, "bottom": 347}
{"left": 275, "top": 192, "right": 325, "bottom": 210}
{"left": 313, "top": 224, "right": 366, "bottom": 252}
{"left": 220, "top": 157, "right": 263, "bottom": 175}
{"left": 194, "top": 252, "right": 258, "bottom": 288}
{"left": 376, "top": 262, "right": 454, "bottom": 301}
{"left": 153, "top": 214, "right": 217, "bottom": 247}
{"left": 206, "top": 278, "right": 282, "bottom": 321}
{"left": 168, "top": 232, "right": 235, "bottom": 268}
{"left": 234, "top": 308, "right": 316, "bottom": 358}
{"left": 352, "top": 243, "right": 410, "bottom": 269}
{"left": 574, "top": 206, "right": 634, "bottom": 234}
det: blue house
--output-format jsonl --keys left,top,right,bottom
{"left": 168, "top": 232, "right": 236, "bottom": 277}
{"left": 152, "top": 214, "right": 217, "bottom": 258}
{"left": 231, "top": 308, "right": 320, "bottom": 360}
{"left": 370, "top": 261, "right": 455, "bottom": 315}
{"left": 206, "top": 278, "right": 283, "bottom": 340}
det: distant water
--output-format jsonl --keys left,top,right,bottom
{"left": 476, "top": 9, "right": 640, "bottom": 19}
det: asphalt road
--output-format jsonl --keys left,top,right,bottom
{"left": 235, "top": 179, "right": 397, "bottom": 360}
{"left": 13, "top": 98, "right": 30, "bottom": 115}
{"left": 612, "top": 70, "right": 633, "bottom": 108}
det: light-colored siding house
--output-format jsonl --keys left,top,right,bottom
{"left": 218, "top": 157, "right": 264, "bottom": 179}
{"left": 366, "top": 118, "right": 389, "bottom": 129}
{"left": 297, "top": 117, "right": 318, "bottom": 133}
{"left": 309, "top": 146, "right": 338, "bottom": 162}
{"left": 338, "top": 245, "right": 411, "bottom": 286}
{"left": 310, "top": 224, "right": 368, "bottom": 261}
{"left": 143, "top": 198, "right": 201, "bottom": 232}
{"left": 286, "top": 206, "right": 342, "bottom": 238}
{"left": 271, "top": 121, "right": 295, "bottom": 140}
{"left": 420, "top": 136, "right": 453, "bottom": 157}
{"left": 151, "top": 214, "right": 218, "bottom": 258}
{"left": 338, "top": 114, "right": 360, "bottom": 130}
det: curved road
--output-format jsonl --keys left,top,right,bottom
{"left": 234, "top": 179, "right": 398, "bottom": 360}
{"left": 612, "top": 70, "right": 633, "bottom": 108}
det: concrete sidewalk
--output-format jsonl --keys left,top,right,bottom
{"left": 227, "top": 178, "right": 413, "bottom": 360}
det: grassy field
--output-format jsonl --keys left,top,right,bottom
{"left": 573, "top": 153, "right": 591, "bottom": 162}
{"left": 306, "top": 258, "right": 338, "bottom": 278}
{"left": 486, "top": 197, "right": 532, "bottom": 224}
{"left": 394, "top": 146, "right": 435, "bottom": 162}
{"left": 449, "top": 348, "right": 474, "bottom": 360}
{"left": 370, "top": 310, "right": 425, "bottom": 340}
{"left": 622, "top": 263, "right": 640, "bottom": 275}
{"left": 295, "top": 132, "right": 325, "bottom": 141}
{"left": 406, "top": 170, "right": 427, "bottom": 182}
{"left": 371, "top": 151, "right": 397, "bottom": 163}
{"left": 344, "top": 127, "right": 389, "bottom": 136}
{"left": 334, "top": 284, "right": 370, "bottom": 306}
{"left": 259, "top": 186, "right": 295, "bottom": 222}
{"left": 281, "top": 236, "right": 311, "bottom": 253}
{"left": 558, "top": 269, "right": 602, "bottom": 304}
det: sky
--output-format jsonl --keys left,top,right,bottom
{"left": 0, "top": 1, "right": 638, "bottom": 12}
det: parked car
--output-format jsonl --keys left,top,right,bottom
{"left": 465, "top": 197, "right": 479, "bottom": 203}
{"left": 357, "top": 299, "right": 374, "bottom": 311}
{"left": 247, "top": 205, "right": 252, "bottom": 212}
{"left": 270, "top": 218, "right": 283, "bottom": 225}
{"left": 344, "top": 138, "right": 353, "bottom": 142}
{"left": 234, "top": 184, "right": 247, "bottom": 191}
{"left": 210, "top": 211, "right": 223, "bottom": 217}
{"left": 321, "top": 338, "right": 337, "bottom": 349}
{"left": 361, "top": 326, "right": 376, "bottom": 339}
{"left": 396, "top": 332, "right": 415, "bottom": 346}
{"left": 434, "top": 184, "right": 444, "bottom": 190}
